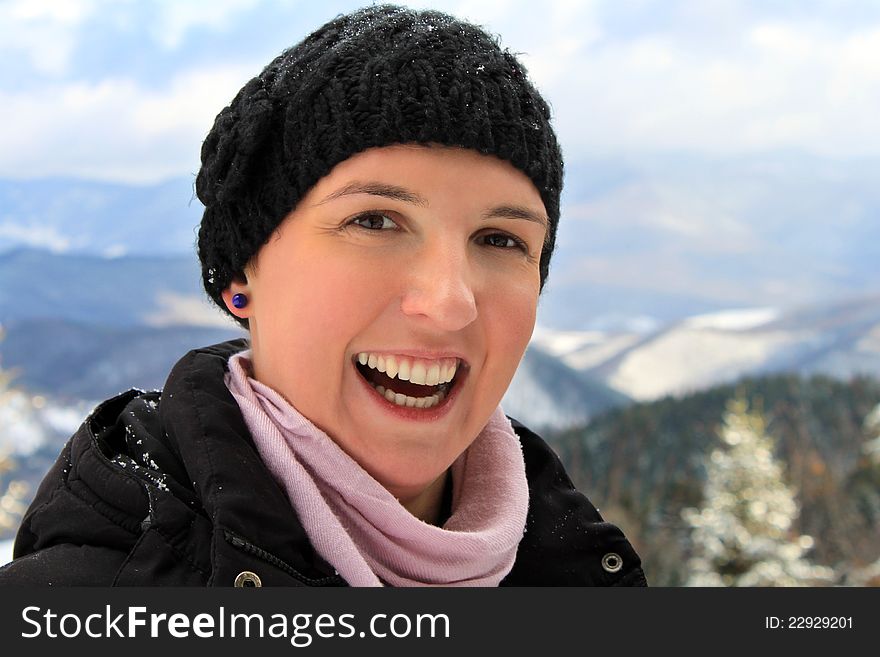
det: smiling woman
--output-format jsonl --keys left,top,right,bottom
{"left": 227, "top": 146, "right": 546, "bottom": 521}
{"left": 0, "top": 4, "right": 646, "bottom": 587}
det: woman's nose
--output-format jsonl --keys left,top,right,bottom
{"left": 399, "top": 244, "right": 478, "bottom": 331}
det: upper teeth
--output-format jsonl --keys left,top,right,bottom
{"left": 356, "top": 352, "right": 459, "bottom": 386}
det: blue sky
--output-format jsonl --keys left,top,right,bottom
{"left": 2, "top": 0, "right": 880, "bottom": 183}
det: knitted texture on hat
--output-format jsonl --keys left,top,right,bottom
{"left": 196, "top": 4, "right": 563, "bottom": 321}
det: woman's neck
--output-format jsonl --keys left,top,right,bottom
{"left": 399, "top": 470, "right": 449, "bottom": 525}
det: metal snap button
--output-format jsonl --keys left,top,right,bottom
{"left": 601, "top": 552, "right": 623, "bottom": 573}
{"left": 234, "top": 571, "right": 262, "bottom": 587}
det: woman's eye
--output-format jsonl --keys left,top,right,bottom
{"left": 481, "top": 232, "right": 526, "bottom": 251}
{"left": 349, "top": 212, "right": 397, "bottom": 230}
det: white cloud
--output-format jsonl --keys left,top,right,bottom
{"left": 3, "top": 0, "right": 880, "bottom": 182}
{"left": 450, "top": 0, "right": 603, "bottom": 88}
{"left": 149, "top": 0, "right": 261, "bottom": 49}
{"left": 449, "top": 0, "right": 517, "bottom": 25}
{"left": 6, "top": 0, "right": 94, "bottom": 25}
{"left": 0, "top": 0, "right": 95, "bottom": 74}
{"left": 749, "top": 22, "right": 816, "bottom": 59}
{"left": 0, "top": 65, "right": 255, "bottom": 183}
{"left": 538, "top": 20, "right": 880, "bottom": 158}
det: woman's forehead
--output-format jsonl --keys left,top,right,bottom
{"left": 305, "top": 145, "right": 545, "bottom": 205}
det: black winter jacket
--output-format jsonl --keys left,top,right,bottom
{"left": 0, "top": 340, "right": 647, "bottom": 587}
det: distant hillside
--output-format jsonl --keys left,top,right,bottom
{"left": 546, "top": 374, "right": 880, "bottom": 586}
{"left": 0, "top": 318, "right": 244, "bottom": 400}
{"left": 503, "top": 344, "right": 630, "bottom": 431}
{"left": 0, "top": 248, "right": 225, "bottom": 328}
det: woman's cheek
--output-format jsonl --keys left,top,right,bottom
{"left": 483, "top": 282, "right": 538, "bottom": 389}
{"left": 490, "top": 265, "right": 540, "bottom": 337}
{"left": 305, "top": 266, "right": 387, "bottom": 378}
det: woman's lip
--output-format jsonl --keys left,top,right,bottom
{"left": 352, "top": 359, "right": 468, "bottom": 422}
{"left": 351, "top": 350, "right": 469, "bottom": 367}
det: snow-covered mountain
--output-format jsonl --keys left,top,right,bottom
{"left": 533, "top": 296, "right": 880, "bottom": 401}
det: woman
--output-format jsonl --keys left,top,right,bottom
{"left": 1, "top": 5, "right": 646, "bottom": 586}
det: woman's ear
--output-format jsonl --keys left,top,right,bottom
{"left": 221, "top": 276, "right": 252, "bottom": 319}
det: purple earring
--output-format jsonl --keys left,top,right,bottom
{"left": 231, "top": 293, "right": 248, "bottom": 309}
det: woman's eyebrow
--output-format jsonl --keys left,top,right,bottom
{"left": 315, "top": 183, "right": 548, "bottom": 228}
{"left": 482, "top": 205, "right": 549, "bottom": 229}
{"left": 315, "top": 181, "right": 428, "bottom": 206}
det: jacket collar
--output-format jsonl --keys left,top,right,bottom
{"left": 157, "top": 339, "right": 345, "bottom": 585}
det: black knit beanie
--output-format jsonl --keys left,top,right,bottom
{"left": 196, "top": 4, "right": 563, "bottom": 323}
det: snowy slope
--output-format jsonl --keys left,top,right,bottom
{"left": 502, "top": 343, "right": 629, "bottom": 430}
{"left": 534, "top": 297, "right": 880, "bottom": 401}
{"left": 606, "top": 324, "right": 800, "bottom": 400}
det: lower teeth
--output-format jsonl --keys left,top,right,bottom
{"left": 374, "top": 384, "right": 446, "bottom": 409}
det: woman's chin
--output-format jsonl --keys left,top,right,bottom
{"left": 334, "top": 374, "right": 469, "bottom": 484}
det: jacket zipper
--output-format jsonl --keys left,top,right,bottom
{"left": 223, "top": 530, "right": 346, "bottom": 587}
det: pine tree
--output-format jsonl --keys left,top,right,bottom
{"left": 682, "top": 397, "right": 834, "bottom": 586}
{"left": 863, "top": 403, "right": 880, "bottom": 465}
{"left": 842, "top": 404, "right": 880, "bottom": 585}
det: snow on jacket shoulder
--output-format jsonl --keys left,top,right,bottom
{"left": 0, "top": 340, "right": 647, "bottom": 587}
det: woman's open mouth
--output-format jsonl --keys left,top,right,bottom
{"left": 353, "top": 352, "right": 466, "bottom": 410}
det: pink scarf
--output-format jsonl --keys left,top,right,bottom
{"left": 224, "top": 351, "right": 529, "bottom": 587}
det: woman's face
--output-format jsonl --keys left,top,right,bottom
{"left": 224, "top": 145, "right": 548, "bottom": 504}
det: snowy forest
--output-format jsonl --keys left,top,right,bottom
{"left": 546, "top": 375, "right": 880, "bottom": 586}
